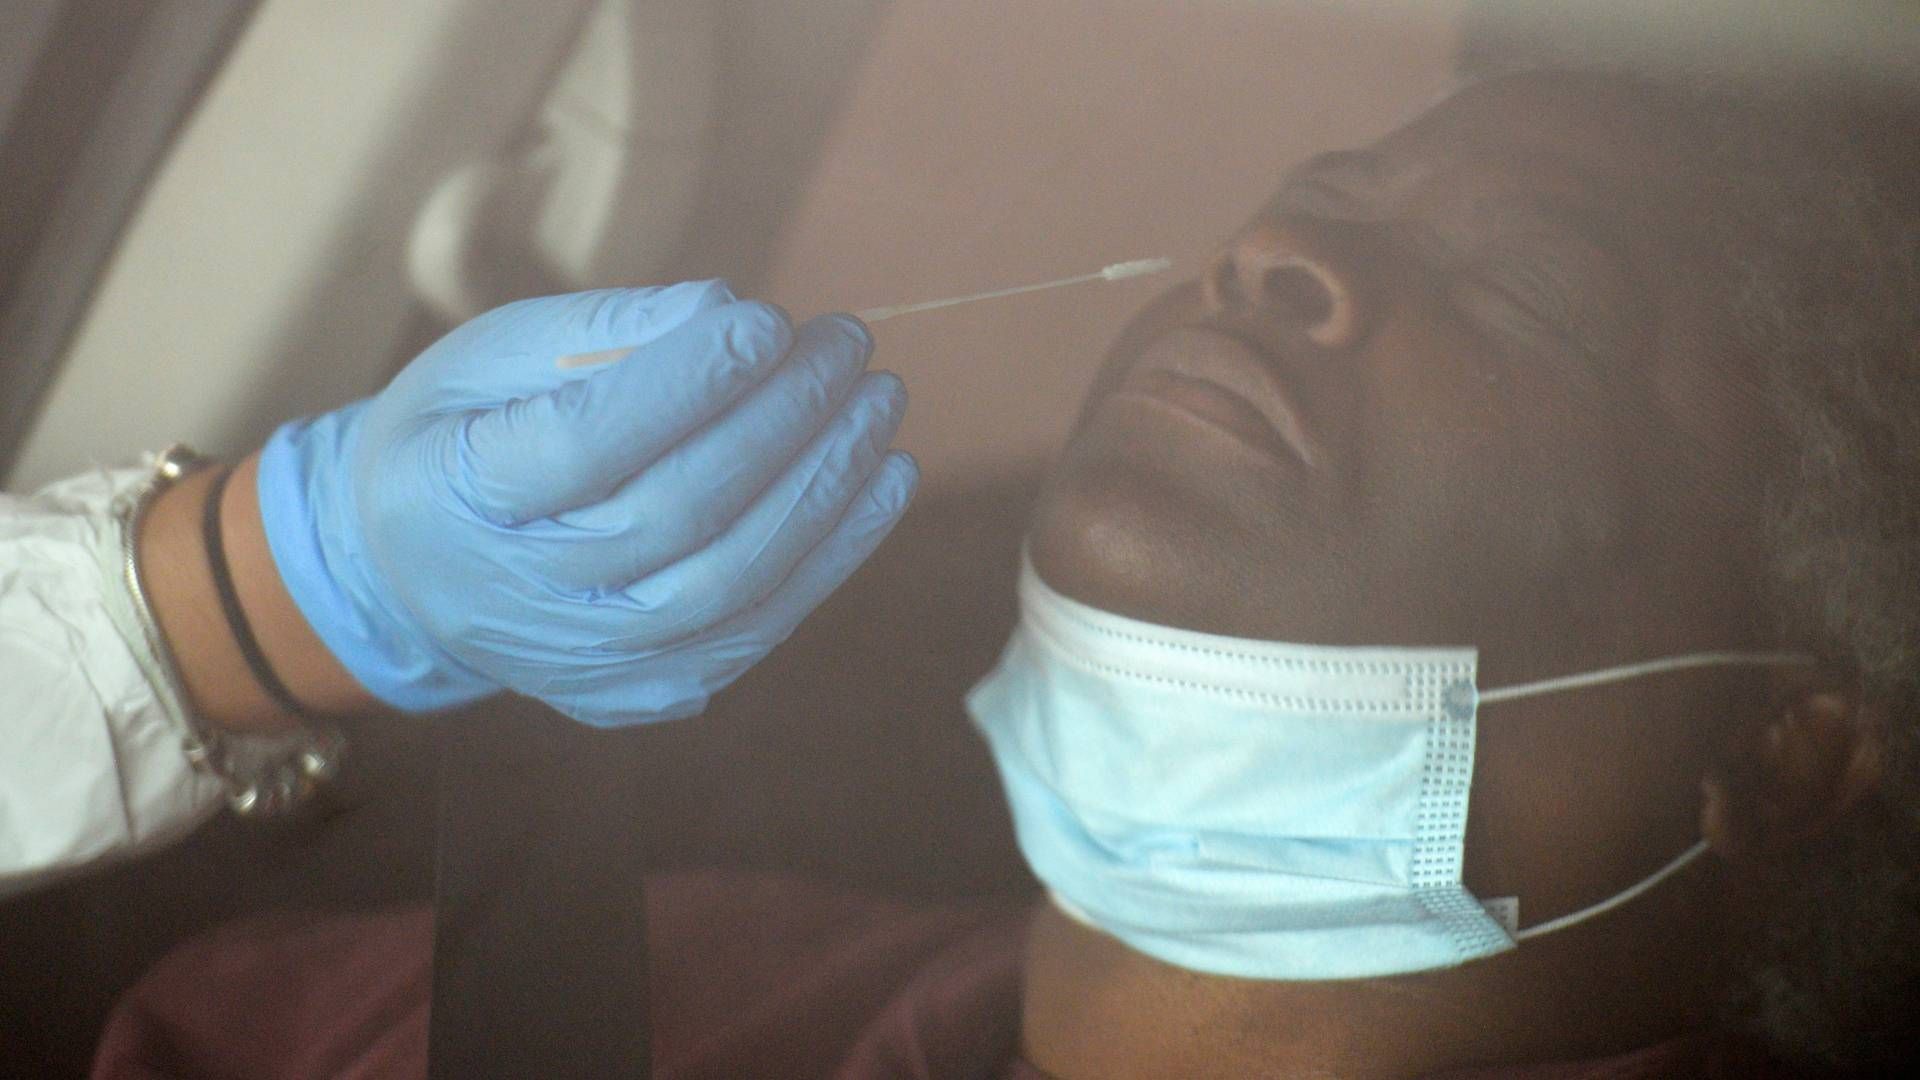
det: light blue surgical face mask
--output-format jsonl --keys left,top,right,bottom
{"left": 966, "top": 555, "right": 1810, "bottom": 980}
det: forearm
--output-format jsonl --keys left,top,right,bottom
{"left": 2, "top": 452, "right": 379, "bottom": 894}
{"left": 0, "top": 464, "right": 230, "bottom": 894}
{"left": 138, "top": 452, "right": 381, "bottom": 733}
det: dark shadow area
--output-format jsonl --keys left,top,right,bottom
{"left": 0, "top": 471, "right": 1037, "bottom": 1078}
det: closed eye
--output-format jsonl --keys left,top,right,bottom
{"left": 1406, "top": 195, "right": 1633, "bottom": 371}
{"left": 1454, "top": 261, "right": 1587, "bottom": 350}
{"left": 1416, "top": 229, "right": 1617, "bottom": 370}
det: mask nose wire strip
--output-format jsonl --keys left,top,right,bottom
{"left": 1477, "top": 651, "right": 1815, "bottom": 706}
{"left": 1510, "top": 839, "right": 1711, "bottom": 941}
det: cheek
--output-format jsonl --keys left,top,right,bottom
{"left": 1495, "top": 444, "right": 1634, "bottom": 574}
{"left": 1607, "top": 239, "right": 1775, "bottom": 561}
{"left": 1358, "top": 318, "right": 1637, "bottom": 579}
{"left": 1378, "top": 427, "right": 1632, "bottom": 587}
{"left": 1644, "top": 330, "right": 1777, "bottom": 534}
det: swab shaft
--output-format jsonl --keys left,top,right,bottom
{"left": 556, "top": 256, "right": 1171, "bottom": 369}
{"left": 855, "top": 257, "right": 1172, "bottom": 323}
{"left": 853, "top": 272, "right": 1107, "bottom": 322}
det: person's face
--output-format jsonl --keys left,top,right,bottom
{"left": 1030, "top": 73, "right": 1781, "bottom": 679}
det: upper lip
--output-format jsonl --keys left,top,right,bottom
{"left": 1122, "top": 320, "right": 1321, "bottom": 467}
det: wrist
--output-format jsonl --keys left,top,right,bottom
{"left": 221, "top": 453, "right": 385, "bottom": 719}
{"left": 139, "top": 453, "right": 381, "bottom": 734}
{"left": 255, "top": 417, "right": 494, "bottom": 712}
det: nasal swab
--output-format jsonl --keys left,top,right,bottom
{"left": 555, "top": 256, "right": 1173, "bottom": 369}
{"left": 852, "top": 256, "right": 1173, "bottom": 323}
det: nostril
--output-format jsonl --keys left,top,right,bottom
{"left": 1259, "top": 264, "right": 1335, "bottom": 329}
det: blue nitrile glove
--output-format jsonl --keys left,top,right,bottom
{"left": 255, "top": 280, "right": 917, "bottom": 727}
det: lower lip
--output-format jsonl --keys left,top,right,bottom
{"left": 1112, "top": 369, "right": 1303, "bottom": 469}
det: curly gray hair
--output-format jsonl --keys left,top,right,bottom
{"left": 1461, "top": 4, "right": 1920, "bottom": 1069}
{"left": 1718, "top": 107, "right": 1920, "bottom": 1074}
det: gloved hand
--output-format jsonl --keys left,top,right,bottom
{"left": 255, "top": 280, "right": 916, "bottom": 727}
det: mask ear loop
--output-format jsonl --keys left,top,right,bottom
{"left": 1477, "top": 650, "right": 1816, "bottom": 942}
{"left": 1477, "top": 651, "right": 1814, "bottom": 706}
{"left": 1509, "top": 839, "right": 1711, "bottom": 941}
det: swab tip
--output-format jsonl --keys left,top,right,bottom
{"left": 1099, "top": 256, "right": 1174, "bottom": 281}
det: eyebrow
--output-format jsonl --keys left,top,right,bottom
{"left": 1281, "top": 141, "right": 1628, "bottom": 264}
{"left": 1268, "top": 150, "right": 1414, "bottom": 221}
{"left": 1285, "top": 149, "right": 1383, "bottom": 188}
{"left": 1473, "top": 197, "right": 1622, "bottom": 265}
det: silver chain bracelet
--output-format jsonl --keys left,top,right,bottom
{"left": 117, "top": 444, "right": 345, "bottom": 816}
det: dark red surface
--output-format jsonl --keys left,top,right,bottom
{"left": 91, "top": 871, "right": 1798, "bottom": 1080}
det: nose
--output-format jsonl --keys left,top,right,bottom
{"left": 1203, "top": 220, "right": 1367, "bottom": 348}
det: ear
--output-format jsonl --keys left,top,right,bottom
{"left": 1700, "top": 679, "right": 1887, "bottom": 860}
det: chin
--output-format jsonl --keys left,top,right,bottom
{"left": 1028, "top": 439, "right": 1376, "bottom": 643}
{"left": 1029, "top": 462, "right": 1182, "bottom": 610}
{"left": 1028, "top": 452, "right": 1272, "bottom": 636}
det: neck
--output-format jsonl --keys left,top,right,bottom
{"left": 1019, "top": 869, "right": 1729, "bottom": 1080}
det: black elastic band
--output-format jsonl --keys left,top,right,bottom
{"left": 202, "top": 465, "right": 314, "bottom": 720}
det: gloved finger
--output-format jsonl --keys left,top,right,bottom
{"left": 405, "top": 281, "right": 738, "bottom": 412}
{"left": 456, "top": 280, "right": 735, "bottom": 365}
{"left": 453, "top": 298, "right": 794, "bottom": 524}
{"left": 693, "top": 449, "right": 918, "bottom": 652}
{"left": 496, "top": 449, "right": 916, "bottom": 729}
{"left": 541, "top": 314, "right": 875, "bottom": 590}
{"left": 607, "top": 370, "right": 907, "bottom": 637}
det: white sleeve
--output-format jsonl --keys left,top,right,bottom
{"left": 0, "top": 464, "right": 225, "bottom": 897}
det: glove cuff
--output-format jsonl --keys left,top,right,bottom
{"left": 256, "top": 412, "right": 493, "bottom": 712}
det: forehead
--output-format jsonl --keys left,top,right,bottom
{"left": 1393, "top": 75, "right": 1775, "bottom": 455}
{"left": 1372, "top": 73, "right": 1700, "bottom": 203}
